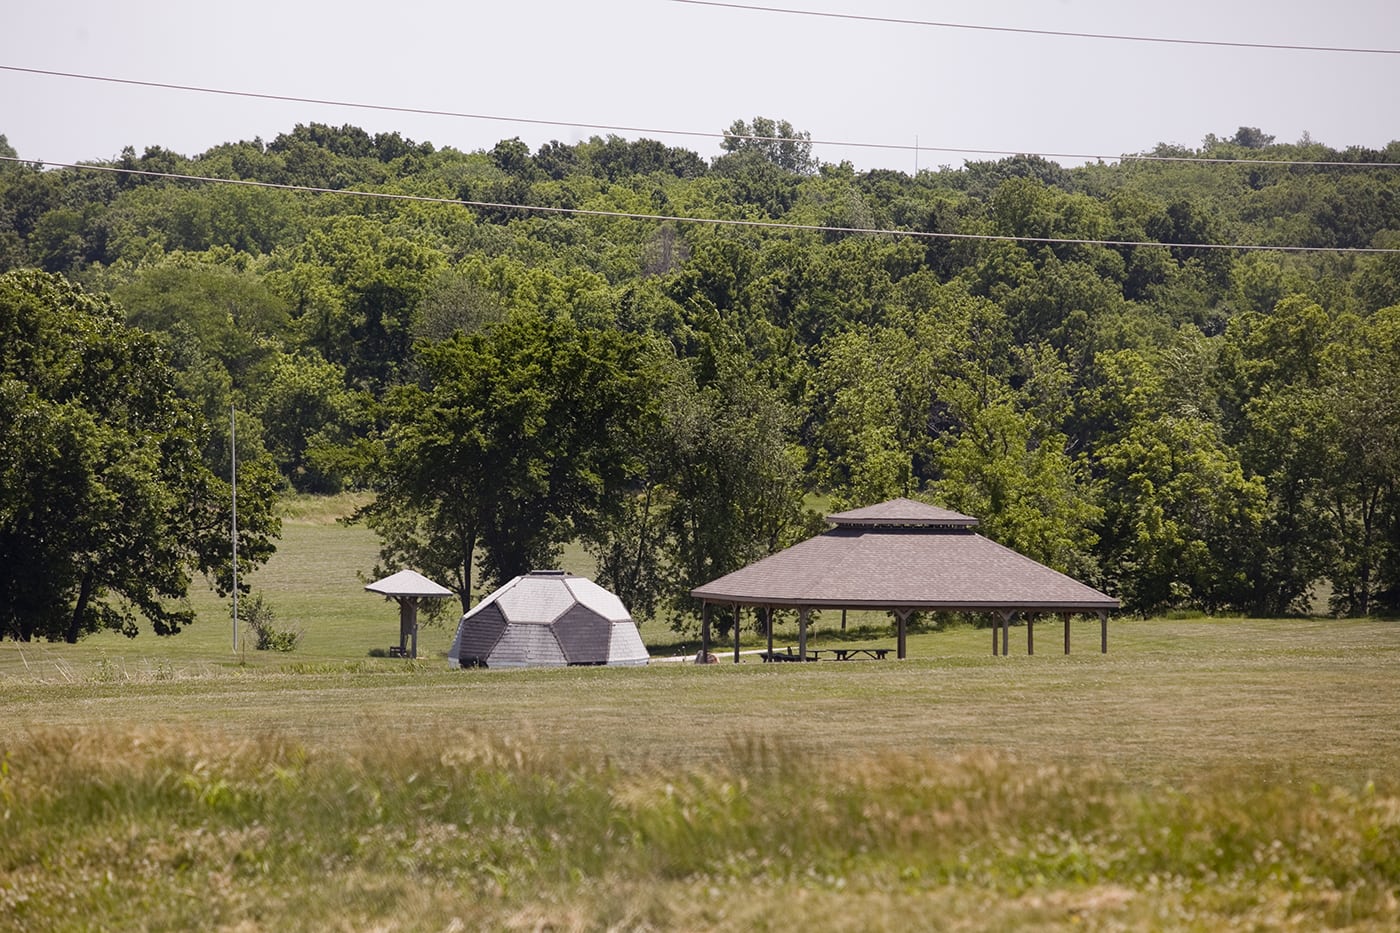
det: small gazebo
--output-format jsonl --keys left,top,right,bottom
{"left": 690, "top": 498, "right": 1119, "bottom": 662}
{"left": 364, "top": 569, "right": 454, "bottom": 659}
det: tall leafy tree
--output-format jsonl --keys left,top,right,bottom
{"left": 720, "top": 117, "right": 815, "bottom": 175}
{"left": 354, "top": 311, "right": 653, "bottom": 610}
{"left": 1218, "top": 296, "right": 1337, "bottom": 613}
{"left": 1085, "top": 349, "right": 1266, "bottom": 614}
{"left": 0, "top": 271, "right": 279, "bottom": 642}
{"left": 807, "top": 314, "right": 944, "bottom": 508}
{"left": 253, "top": 351, "right": 364, "bottom": 493}
{"left": 587, "top": 322, "right": 817, "bottom": 631}
{"left": 1316, "top": 308, "right": 1400, "bottom": 613}
{"left": 932, "top": 381, "right": 1100, "bottom": 580}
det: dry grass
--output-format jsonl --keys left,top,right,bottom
{"left": 2, "top": 728, "right": 1397, "bottom": 931}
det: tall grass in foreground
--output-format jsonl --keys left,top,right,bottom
{"left": 3, "top": 729, "right": 1397, "bottom": 931}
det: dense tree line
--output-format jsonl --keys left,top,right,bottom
{"left": 2, "top": 120, "right": 1399, "bottom": 639}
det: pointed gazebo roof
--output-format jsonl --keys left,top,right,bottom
{"left": 365, "top": 569, "right": 454, "bottom": 598}
{"left": 691, "top": 497, "right": 1117, "bottom": 660}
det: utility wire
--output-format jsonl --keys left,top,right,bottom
{"left": 4, "top": 64, "right": 1396, "bottom": 170}
{"left": 670, "top": 0, "right": 1400, "bottom": 55}
{"left": 5, "top": 156, "right": 1398, "bottom": 255}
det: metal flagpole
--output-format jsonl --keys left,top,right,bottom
{"left": 231, "top": 404, "right": 239, "bottom": 654}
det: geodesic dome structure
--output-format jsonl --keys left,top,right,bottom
{"left": 448, "top": 570, "right": 649, "bottom": 668}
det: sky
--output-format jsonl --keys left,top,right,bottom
{"left": 2, "top": 0, "right": 1398, "bottom": 173}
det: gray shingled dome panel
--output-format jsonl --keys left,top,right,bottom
{"left": 608, "top": 621, "right": 649, "bottom": 665}
{"left": 551, "top": 604, "right": 611, "bottom": 664}
{"left": 496, "top": 574, "right": 574, "bottom": 624}
{"left": 452, "top": 602, "right": 508, "bottom": 666}
{"left": 564, "top": 577, "right": 631, "bottom": 622}
{"left": 487, "top": 623, "right": 567, "bottom": 668}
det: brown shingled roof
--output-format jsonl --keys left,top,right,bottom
{"left": 692, "top": 501, "right": 1117, "bottom": 613}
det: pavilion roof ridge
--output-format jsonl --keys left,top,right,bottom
{"left": 827, "top": 496, "right": 978, "bottom": 528}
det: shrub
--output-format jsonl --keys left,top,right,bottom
{"left": 241, "top": 593, "right": 301, "bottom": 652}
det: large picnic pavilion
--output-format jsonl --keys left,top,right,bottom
{"left": 690, "top": 497, "right": 1119, "bottom": 662}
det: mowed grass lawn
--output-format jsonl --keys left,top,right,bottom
{"left": 3, "top": 499, "right": 1399, "bottom": 930}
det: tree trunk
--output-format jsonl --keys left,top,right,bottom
{"left": 1358, "top": 486, "right": 1380, "bottom": 616}
{"left": 631, "top": 484, "right": 653, "bottom": 601}
{"left": 66, "top": 568, "right": 95, "bottom": 644}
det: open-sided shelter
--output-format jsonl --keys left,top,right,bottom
{"left": 364, "top": 569, "right": 455, "bottom": 659}
{"left": 691, "top": 498, "right": 1119, "bottom": 661}
{"left": 449, "top": 570, "right": 649, "bottom": 668}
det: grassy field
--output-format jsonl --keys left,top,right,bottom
{"left": 2, "top": 500, "right": 1399, "bottom": 930}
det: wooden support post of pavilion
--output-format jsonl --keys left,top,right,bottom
{"left": 700, "top": 602, "right": 711, "bottom": 660}
{"left": 733, "top": 602, "right": 741, "bottom": 663}
{"left": 895, "top": 609, "right": 910, "bottom": 659}
{"left": 1063, "top": 611, "right": 1071, "bottom": 654}
{"left": 798, "top": 606, "right": 810, "bottom": 660}
{"left": 1100, "top": 610, "right": 1108, "bottom": 653}
{"left": 1027, "top": 614, "right": 1034, "bottom": 656}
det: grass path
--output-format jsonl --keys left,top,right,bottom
{"left": 4, "top": 616, "right": 1398, "bottom": 787}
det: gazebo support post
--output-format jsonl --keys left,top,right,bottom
{"left": 1062, "top": 612, "right": 1071, "bottom": 655}
{"left": 841, "top": 608, "right": 847, "bottom": 632}
{"left": 397, "top": 597, "right": 419, "bottom": 659}
{"left": 1100, "top": 610, "right": 1108, "bottom": 653}
{"left": 700, "top": 603, "right": 711, "bottom": 660}
{"left": 798, "top": 606, "right": 809, "bottom": 660}
{"left": 992, "top": 616, "right": 999, "bottom": 656}
{"left": 1027, "top": 614, "right": 1034, "bottom": 656}
{"left": 1000, "top": 610, "right": 1013, "bottom": 657}
{"left": 733, "top": 603, "right": 741, "bottom": 664}
{"left": 895, "top": 609, "right": 909, "bottom": 660}
{"left": 766, "top": 606, "right": 774, "bottom": 655}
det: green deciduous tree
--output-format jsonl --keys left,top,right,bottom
{"left": 0, "top": 271, "right": 279, "bottom": 642}
{"left": 113, "top": 254, "right": 291, "bottom": 384}
{"left": 1086, "top": 349, "right": 1266, "bottom": 614}
{"left": 807, "top": 318, "right": 941, "bottom": 507}
{"left": 253, "top": 351, "right": 365, "bottom": 493}
{"left": 587, "top": 321, "right": 817, "bottom": 632}
{"left": 1315, "top": 308, "right": 1400, "bottom": 614}
{"left": 354, "top": 311, "right": 653, "bottom": 610}
{"left": 720, "top": 117, "right": 815, "bottom": 175}
{"left": 267, "top": 216, "right": 445, "bottom": 391}
{"left": 932, "top": 382, "right": 1100, "bottom": 580}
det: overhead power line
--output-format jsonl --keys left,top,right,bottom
{"left": 3, "top": 64, "right": 1396, "bottom": 170}
{"left": 670, "top": 0, "right": 1400, "bottom": 55}
{"left": 4, "top": 156, "right": 1398, "bottom": 255}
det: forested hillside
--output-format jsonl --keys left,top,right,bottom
{"left": 3, "top": 121, "right": 1399, "bottom": 639}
